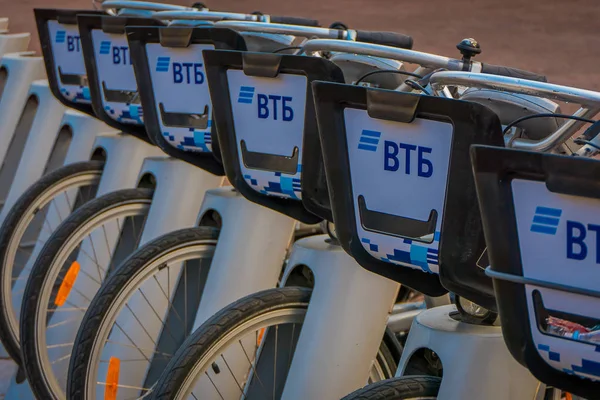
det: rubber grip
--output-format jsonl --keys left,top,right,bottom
{"left": 354, "top": 30, "right": 413, "bottom": 49}
{"left": 480, "top": 63, "right": 547, "bottom": 82}
{"left": 269, "top": 15, "right": 320, "bottom": 27}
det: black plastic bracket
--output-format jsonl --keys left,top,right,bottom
{"left": 159, "top": 28, "right": 193, "bottom": 47}
{"left": 242, "top": 53, "right": 282, "bottom": 78}
{"left": 367, "top": 90, "right": 420, "bottom": 123}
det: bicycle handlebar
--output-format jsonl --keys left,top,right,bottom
{"left": 269, "top": 15, "right": 320, "bottom": 27}
{"left": 480, "top": 63, "right": 546, "bottom": 82}
{"left": 354, "top": 30, "right": 413, "bottom": 49}
{"left": 101, "top": 1, "right": 198, "bottom": 11}
{"left": 430, "top": 71, "right": 600, "bottom": 152}
{"left": 430, "top": 72, "right": 600, "bottom": 106}
{"left": 302, "top": 39, "right": 457, "bottom": 68}
{"left": 152, "top": 11, "right": 319, "bottom": 27}
{"left": 215, "top": 23, "right": 413, "bottom": 49}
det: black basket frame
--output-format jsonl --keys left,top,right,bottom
{"left": 312, "top": 81, "right": 504, "bottom": 299}
{"left": 78, "top": 14, "right": 163, "bottom": 143}
{"left": 128, "top": 26, "right": 247, "bottom": 176}
{"left": 34, "top": 8, "right": 105, "bottom": 117}
{"left": 204, "top": 50, "right": 345, "bottom": 223}
{"left": 472, "top": 144, "right": 600, "bottom": 399}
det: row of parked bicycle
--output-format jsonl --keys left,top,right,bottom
{"left": 0, "top": 1, "right": 597, "bottom": 399}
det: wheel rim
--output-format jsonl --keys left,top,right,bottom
{"left": 2, "top": 172, "right": 100, "bottom": 352}
{"left": 33, "top": 200, "right": 151, "bottom": 398}
{"left": 83, "top": 241, "right": 217, "bottom": 399}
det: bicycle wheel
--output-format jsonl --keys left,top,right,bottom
{"left": 68, "top": 227, "right": 220, "bottom": 399}
{"left": 20, "top": 188, "right": 154, "bottom": 400}
{"left": 0, "top": 161, "right": 103, "bottom": 364}
{"left": 149, "top": 287, "right": 398, "bottom": 400}
{"left": 341, "top": 376, "right": 441, "bottom": 400}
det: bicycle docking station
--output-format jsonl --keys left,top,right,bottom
{"left": 188, "top": 47, "right": 405, "bottom": 399}
{"left": 66, "top": 22, "right": 293, "bottom": 392}
{"left": 474, "top": 146, "right": 600, "bottom": 400}
{"left": 0, "top": 54, "right": 45, "bottom": 213}
{"left": 0, "top": 30, "right": 30, "bottom": 59}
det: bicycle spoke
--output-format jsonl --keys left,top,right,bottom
{"left": 152, "top": 273, "right": 185, "bottom": 326}
{"left": 106, "top": 337, "right": 172, "bottom": 360}
{"left": 96, "top": 381, "right": 147, "bottom": 391}
{"left": 87, "top": 234, "right": 103, "bottom": 282}
{"left": 203, "top": 372, "right": 225, "bottom": 400}
{"left": 63, "top": 191, "right": 73, "bottom": 211}
{"left": 101, "top": 224, "right": 112, "bottom": 264}
{"left": 135, "top": 287, "right": 180, "bottom": 346}
{"left": 50, "top": 353, "right": 71, "bottom": 365}
{"left": 51, "top": 198, "right": 64, "bottom": 224}
{"left": 123, "top": 303, "right": 160, "bottom": 348}
{"left": 220, "top": 354, "right": 246, "bottom": 398}
{"left": 43, "top": 214, "right": 54, "bottom": 235}
{"left": 47, "top": 316, "right": 82, "bottom": 330}
{"left": 239, "top": 339, "right": 267, "bottom": 395}
{"left": 47, "top": 342, "right": 74, "bottom": 349}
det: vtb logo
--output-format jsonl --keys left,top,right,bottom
{"left": 530, "top": 206, "right": 600, "bottom": 263}
{"left": 99, "top": 41, "right": 132, "bottom": 65}
{"left": 237, "top": 86, "right": 294, "bottom": 122}
{"left": 55, "top": 31, "right": 81, "bottom": 52}
{"left": 358, "top": 129, "right": 433, "bottom": 178}
{"left": 155, "top": 57, "right": 205, "bottom": 84}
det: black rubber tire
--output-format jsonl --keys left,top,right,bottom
{"left": 149, "top": 287, "right": 313, "bottom": 400}
{"left": 0, "top": 161, "right": 104, "bottom": 365}
{"left": 341, "top": 376, "right": 441, "bottom": 400}
{"left": 20, "top": 188, "right": 154, "bottom": 400}
{"left": 149, "top": 287, "right": 398, "bottom": 400}
{"left": 67, "top": 226, "right": 220, "bottom": 399}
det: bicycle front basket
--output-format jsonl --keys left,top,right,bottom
{"left": 78, "top": 14, "right": 162, "bottom": 143}
{"left": 473, "top": 145, "right": 600, "bottom": 399}
{"left": 313, "top": 82, "right": 504, "bottom": 300}
{"left": 204, "top": 50, "right": 345, "bottom": 223}
{"left": 34, "top": 8, "right": 104, "bottom": 117}
{"left": 128, "top": 26, "right": 247, "bottom": 176}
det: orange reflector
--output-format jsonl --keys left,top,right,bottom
{"left": 257, "top": 327, "right": 266, "bottom": 347}
{"left": 565, "top": 394, "right": 573, "bottom": 400}
{"left": 54, "top": 261, "right": 80, "bottom": 307}
{"left": 105, "top": 357, "right": 120, "bottom": 400}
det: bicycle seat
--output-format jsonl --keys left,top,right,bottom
{"left": 329, "top": 53, "right": 405, "bottom": 89}
{"left": 461, "top": 88, "right": 561, "bottom": 140}
{"left": 241, "top": 32, "right": 298, "bottom": 52}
